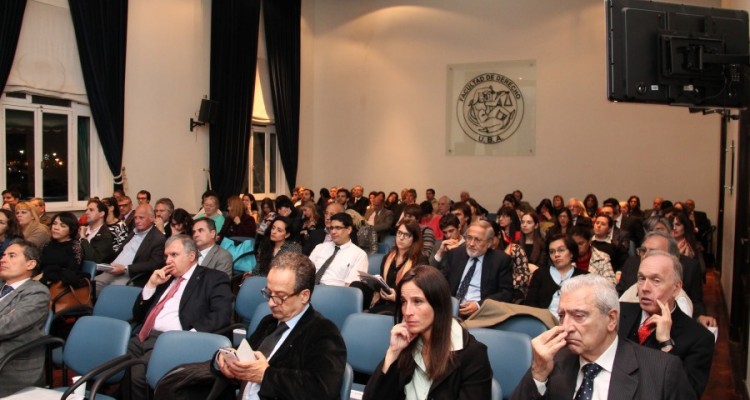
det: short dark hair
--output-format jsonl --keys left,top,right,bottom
{"left": 270, "top": 252, "right": 316, "bottom": 296}
{"left": 450, "top": 201, "right": 471, "bottom": 218}
{"left": 137, "top": 190, "right": 151, "bottom": 201}
{"left": 404, "top": 204, "right": 423, "bottom": 220}
{"left": 426, "top": 188, "right": 435, "bottom": 196}
{"left": 52, "top": 212, "right": 80, "bottom": 240}
{"left": 103, "top": 197, "right": 120, "bottom": 218}
{"left": 337, "top": 188, "right": 351, "bottom": 199}
{"left": 594, "top": 213, "right": 614, "bottom": 228}
{"left": 569, "top": 224, "right": 593, "bottom": 242}
{"left": 548, "top": 233, "right": 580, "bottom": 261}
{"left": 2, "top": 189, "right": 20, "bottom": 200}
{"left": 439, "top": 213, "right": 460, "bottom": 231}
{"left": 193, "top": 217, "right": 217, "bottom": 232}
{"left": 9, "top": 239, "right": 41, "bottom": 275}
{"left": 87, "top": 198, "right": 109, "bottom": 220}
{"left": 275, "top": 195, "right": 294, "bottom": 211}
{"left": 330, "top": 212, "right": 353, "bottom": 228}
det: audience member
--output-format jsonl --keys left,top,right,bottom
{"left": 79, "top": 199, "right": 116, "bottom": 263}
{"left": 29, "top": 198, "right": 51, "bottom": 226}
{"left": 513, "top": 189, "right": 535, "bottom": 213}
{"left": 628, "top": 195, "right": 644, "bottom": 217}
{"left": 119, "top": 196, "right": 136, "bottom": 230}
{"left": 136, "top": 190, "right": 151, "bottom": 206}
{"left": 102, "top": 197, "right": 129, "bottom": 252}
{"left": 242, "top": 193, "right": 259, "bottom": 222}
{"left": 520, "top": 211, "right": 548, "bottom": 268}
{"left": 364, "top": 191, "right": 394, "bottom": 242}
{"left": 567, "top": 198, "right": 591, "bottom": 228}
{"left": 384, "top": 191, "right": 399, "bottom": 210}
{"left": 153, "top": 198, "right": 175, "bottom": 238}
{"left": 401, "top": 204, "right": 436, "bottom": 260}
{"left": 0, "top": 209, "right": 23, "bottom": 255}
{"left": 197, "top": 191, "right": 225, "bottom": 233}
{"left": 450, "top": 201, "right": 472, "bottom": 237}
{"left": 192, "top": 218, "right": 234, "bottom": 278}
{"left": 347, "top": 208, "right": 378, "bottom": 255}
{"left": 551, "top": 194, "right": 565, "bottom": 218}
{"left": 570, "top": 225, "right": 616, "bottom": 285}
{"left": 583, "top": 193, "right": 599, "bottom": 217}
{"left": 169, "top": 208, "right": 193, "bottom": 236}
{"left": 1, "top": 189, "right": 20, "bottom": 211}
{"left": 14, "top": 201, "right": 50, "bottom": 248}
{"left": 255, "top": 216, "right": 303, "bottom": 277}
{"left": 220, "top": 195, "right": 257, "bottom": 239}
{"left": 309, "top": 212, "right": 368, "bottom": 286}
{"left": 496, "top": 220, "right": 532, "bottom": 302}
{"left": 429, "top": 213, "right": 465, "bottom": 269}
{"left": 274, "top": 195, "right": 301, "bottom": 242}
{"left": 534, "top": 198, "right": 555, "bottom": 233}
{"left": 546, "top": 207, "right": 572, "bottom": 237}
{"left": 256, "top": 198, "right": 276, "bottom": 236}
{"left": 349, "top": 185, "right": 369, "bottom": 215}
{"left": 425, "top": 188, "right": 438, "bottom": 212}
{"left": 36, "top": 212, "right": 85, "bottom": 288}
{"left": 299, "top": 200, "right": 322, "bottom": 241}
{"left": 496, "top": 206, "right": 521, "bottom": 244}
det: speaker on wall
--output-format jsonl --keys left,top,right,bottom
{"left": 190, "top": 98, "right": 219, "bottom": 132}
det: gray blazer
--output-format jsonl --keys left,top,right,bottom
{"left": 0, "top": 280, "right": 50, "bottom": 396}
{"left": 201, "top": 245, "right": 234, "bottom": 277}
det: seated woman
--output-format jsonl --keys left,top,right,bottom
{"left": 466, "top": 198, "right": 487, "bottom": 224}
{"left": 420, "top": 201, "right": 443, "bottom": 240}
{"left": 490, "top": 220, "right": 531, "bottom": 303}
{"left": 197, "top": 191, "right": 225, "bottom": 232}
{"left": 384, "top": 192, "right": 399, "bottom": 210}
{"left": 569, "top": 225, "right": 616, "bottom": 285}
{"left": 520, "top": 211, "right": 548, "bottom": 268}
{"left": 256, "top": 197, "right": 276, "bottom": 236}
{"left": 496, "top": 206, "right": 521, "bottom": 244}
{"left": 169, "top": 208, "right": 194, "bottom": 236}
{"left": 355, "top": 221, "right": 424, "bottom": 315}
{"left": 534, "top": 198, "right": 555, "bottom": 235}
{"left": 583, "top": 193, "right": 599, "bottom": 218}
{"left": 15, "top": 201, "right": 50, "bottom": 248}
{"left": 363, "top": 265, "right": 492, "bottom": 400}
{"left": 551, "top": 194, "right": 566, "bottom": 218}
{"left": 0, "top": 209, "right": 23, "bottom": 255}
{"left": 242, "top": 193, "right": 259, "bottom": 222}
{"left": 672, "top": 211, "right": 706, "bottom": 274}
{"left": 545, "top": 207, "right": 572, "bottom": 237}
{"left": 220, "top": 195, "right": 257, "bottom": 239}
{"left": 628, "top": 195, "right": 643, "bottom": 217}
{"left": 401, "top": 204, "right": 435, "bottom": 260}
{"left": 36, "top": 212, "right": 85, "bottom": 288}
{"left": 253, "top": 216, "right": 302, "bottom": 277}
{"left": 101, "top": 197, "right": 129, "bottom": 252}
{"left": 300, "top": 200, "right": 323, "bottom": 240}
{"left": 274, "top": 195, "right": 301, "bottom": 242}
{"left": 524, "top": 234, "right": 587, "bottom": 317}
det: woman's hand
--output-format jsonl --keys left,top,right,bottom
{"left": 382, "top": 322, "right": 415, "bottom": 373}
{"left": 380, "top": 288, "right": 396, "bottom": 303}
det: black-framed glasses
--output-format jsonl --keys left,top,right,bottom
{"left": 396, "top": 230, "right": 412, "bottom": 239}
{"left": 326, "top": 225, "right": 346, "bottom": 233}
{"left": 261, "top": 287, "right": 300, "bottom": 305}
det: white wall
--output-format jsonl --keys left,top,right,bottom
{"left": 302, "top": 0, "right": 722, "bottom": 217}
{"left": 123, "top": 0, "right": 211, "bottom": 212}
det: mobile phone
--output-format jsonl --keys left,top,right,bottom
{"left": 218, "top": 348, "right": 239, "bottom": 362}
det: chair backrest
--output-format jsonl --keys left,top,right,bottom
{"left": 469, "top": 328, "right": 531, "bottom": 400}
{"left": 367, "top": 253, "right": 385, "bottom": 275}
{"left": 494, "top": 315, "right": 548, "bottom": 338}
{"left": 340, "top": 313, "right": 393, "bottom": 375}
{"left": 341, "top": 363, "right": 353, "bottom": 400}
{"left": 247, "top": 303, "right": 273, "bottom": 335}
{"left": 378, "top": 235, "right": 396, "bottom": 254}
{"left": 235, "top": 276, "right": 267, "bottom": 324}
{"left": 311, "top": 285, "right": 363, "bottom": 330}
{"left": 93, "top": 285, "right": 143, "bottom": 321}
{"left": 82, "top": 260, "right": 97, "bottom": 280}
{"left": 146, "top": 331, "right": 232, "bottom": 389}
{"left": 63, "top": 316, "right": 132, "bottom": 383}
{"left": 492, "top": 378, "right": 502, "bottom": 400}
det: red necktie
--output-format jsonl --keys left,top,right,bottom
{"left": 637, "top": 320, "right": 653, "bottom": 344}
{"left": 138, "top": 278, "right": 185, "bottom": 342}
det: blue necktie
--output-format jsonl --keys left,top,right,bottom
{"left": 574, "top": 363, "right": 603, "bottom": 400}
{"left": 0, "top": 285, "right": 14, "bottom": 298}
{"left": 456, "top": 258, "right": 478, "bottom": 302}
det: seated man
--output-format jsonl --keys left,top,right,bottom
{"left": 79, "top": 198, "right": 116, "bottom": 263}
{"left": 0, "top": 241, "right": 50, "bottom": 396}
{"left": 94, "top": 204, "right": 166, "bottom": 294}
{"left": 303, "top": 202, "right": 343, "bottom": 256}
{"left": 363, "top": 191, "right": 393, "bottom": 242}
{"left": 153, "top": 198, "right": 175, "bottom": 238}
{"left": 429, "top": 213, "right": 464, "bottom": 269}
{"left": 129, "top": 235, "right": 233, "bottom": 400}
{"left": 214, "top": 252, "right": 346, "bottom": 399}
{"left": 619, "top": 250, "right": 715, "bottom": 397}
{"left": 309, "top": 212, "right": 368, "bottom": 286}
{"left": 192, "top": 218, "right": 234, "bottom": 277}
{"left": 443, "top": 220, "right": 513, "bottom": 318}
{"left": 511, "top": 274, "right": 696, "bottom": 400}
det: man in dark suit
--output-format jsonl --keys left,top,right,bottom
{"left": 616, "top": 231, "right": 716, "bottom": 327}
{"left": 79, "top": 198, "right": 116, "bottom": 263}
{"left": 443, "top": 220, "right": 513, "bottom": 318}
{"left": 644, "top": 196, "right": 664, "bottom": 219}
{"left": 363, "top": 191, "right": 393, "bottom": 241}
{"left": 118, "top": 195, "right": 136, "bottom": 230}
{"left": 129, "top": 234, "right": 233, "bottom": 400}
{"left": 349, "top": 185, "right": 370, "bottom": 216}
{"left": 511, "top": 274, "right": 696, "bottom": 400}
{"left": 153, "top": 198, "right": 174, "bottom": 238}
{"left": 193, "top": 218, "right": 233, "bottom": 278}
{"left": 94, "top": 204, "right": 166, "bottom": 294}
{"left": 0, "top": 241, "right": 50, "bottom": 397}
{"left": 215, "top": 251, "right": 346, "bottom": 399}
{"left": 618, "top": 250, "right": 714, "bottom": 397}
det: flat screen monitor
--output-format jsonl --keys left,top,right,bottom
{"left": 607, "top": 0, "right": 750, "bottom": 108}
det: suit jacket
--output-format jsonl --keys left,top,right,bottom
{"left": 349, "top": 197, "right": 370, "bottom": 216}
{"left": 302, "top": 228, "right": 327, "bottom": 256}
{"left": 81, "top": 226, "right": 116, "bottom": 263}
{"left": 363, "top": 207, "right": 394, "bottom": 241}
{"left": 510, "top": 339, "right": 696, "bottom": 400}
{"left": 524, "top": 267, "right": 588, "bottom": 310}
{"left": 619, "top": 302, "right": 715, "bottom": 397}
{"left": 247, "top": 306, "right": 346, "bottom": 399}
{"left": 364, "top": 329, "right": 492, "bottom": 400}
{"left": 120, "top": 227, "right": 166, "bottom": 287}
{"left": 443, "top": 246, "right": 514, "bottom": 304}
{"left": 616, "top": 255, "right": 705, "bottom": 317}
{"left": 0, "top": 280, "right": 50, "bottom": 396}
{"left": 132, "top": 265, "right": 232, "bottom": 333}
{"left": 200, "top": 245, "right": 234, "bottom": 278}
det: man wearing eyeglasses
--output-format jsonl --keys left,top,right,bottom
{"left": 215, "top": 252, "right": 346, "bottom": 399}
{"left": 442, "top": 220, "right": 513, "bottom": 318}
{"left": 118, "top": 196, "right": 135, "bottom": 230}
{"left": 308, "top": 212, "right": 368, "bottom": 287}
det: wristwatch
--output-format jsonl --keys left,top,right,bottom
{"left": 658, "top": 338, "right": 675, "bottom": 349}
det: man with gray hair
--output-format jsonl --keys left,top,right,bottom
{"left": 511, "top": 274, "right": 696, "bottom": 400}
{"left": 618, "top": 250, "right": 715, "bottom": 397}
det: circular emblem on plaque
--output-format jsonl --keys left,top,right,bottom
{"left": 456, "top": 73, "right": 524, "bottom": 144}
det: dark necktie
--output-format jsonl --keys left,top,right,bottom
{"left": 315, "top": 246, "right": 340, "bottom": 284}
{"left": 456, "top": 258, "right": 478, "bottom": 302}
{"left": 637, "top": 320, "right": 653, "bottom": 344}
{"left": 574, "top": 363, "right": 603, "bottom": 400}
{"left": 137, "top": 277, "right": 186, "bottom": 342}
{"left": 257, "top": 322, "right": 289, "bottom": 358}
{"left": 0, "top": 285, "right": 14, "bottom": 298}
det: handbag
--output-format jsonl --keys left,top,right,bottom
{"left": 48, "top": 278, "right": 93, "bottom": 314}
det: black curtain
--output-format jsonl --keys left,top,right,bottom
{"left": 69, "top": 0, "right": 128, "bottom": 184}
{"left": 0, "top": 0, "right": 27, "bottom": 93}
{"left": 263, "top": 0, "right": 301, "bottom": 193}
{"left": 209, "top": 0, "right": 261, "bottom": 204}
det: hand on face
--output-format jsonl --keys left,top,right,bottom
{"left": 645, "top": 299, "right": 673, "bottom": 343}
{"left": 530, "top": 326, "right": 568, "bottom": 382}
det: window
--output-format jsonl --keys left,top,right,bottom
{"left": 249, "top": 124, "right": 284, "bottom": 198}
{"left": 1, "top": 93, "right": 100, "bottom": 210}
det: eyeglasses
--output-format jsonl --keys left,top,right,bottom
{"left": 326, "top": 225, "right": 346, "bottom": 233}
{"left": 118, "top": 203, "right": 130, "bottom": 208}
{"left": 635, "top": 247, "right": 655, "bottom": 257}
{"left": 549, "top": 247, "right": 568, "bottom": 255}
{"left": 261, "top": 287, "right": 300, "bottom": 305}
{"left": 466, "top": 235, "right": 485, "bottom": 244}
{"left": 396, "top": 230, "right": 412, "bottom": 239}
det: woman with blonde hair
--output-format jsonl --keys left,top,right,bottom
{"left": 15, "top": 201, "right": 50, "bottom": 248}
{"left": 220, "top": 195, "right": 256, "bottom": 238}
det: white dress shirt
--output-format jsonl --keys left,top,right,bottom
{"left": 309, "top": 240, "right": 368, "bottom": 286}
{"left": 141, "top": 264, "right": 197, "bottom": 333}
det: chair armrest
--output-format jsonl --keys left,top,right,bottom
{"left": 60, "top": 354, "right": 133, "bottom": 399}
{"left": 127, "top": 272, "right": 147, "bottom": 286}
{"left": 0, "top": 335, "right": 64, "bottom": 372}
{"left": 87, "top": 357, "right": 149, "bottom": 400}
{"left": 213, "top": 322, "right": 246, "bottom": 336}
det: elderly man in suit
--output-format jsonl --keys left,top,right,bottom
{"left": 363, "top": 191, "right": 393, "bottom": 242}
{"left": 442, "top": 220, "right": 513, "bottom": 318}
{"left": 94, "top": 203, "right": 166, "bottom": 294}
{"left": 215, "top": 251, "right": 346, "bottom": 399}
{"left": 192, "top": 218, "right": 233, "bottom": 277}
{"left": 0, "top": 241, "right": 50, "bottom": 396}
{"left": 128, "top": 234, "right": 232, "bottom": 399}
{"left": 511, "top": 274, "right": 696, "bottom": 400}
{"left": 618, "top": 250, "right": 715, "bottom": 397}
